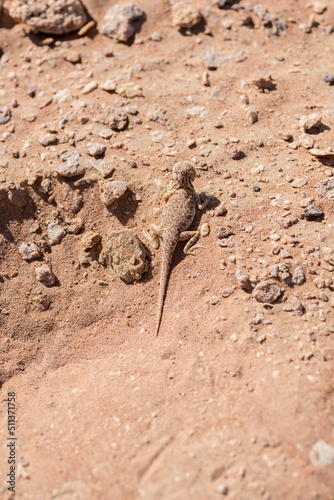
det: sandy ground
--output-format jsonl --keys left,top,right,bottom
{"left": 0, "top": 0, "right": 334, "bottom": 498}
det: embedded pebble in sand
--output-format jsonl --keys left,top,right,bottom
{"left": 35, "top": 264, "right": 56, "bottom": 286}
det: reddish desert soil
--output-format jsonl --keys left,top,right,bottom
{"left": 0, "top": 0, "right": 334, "bottom": 498}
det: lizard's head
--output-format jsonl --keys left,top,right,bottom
{"left": 173, "top": 161, "right": 196, "bottom": 186}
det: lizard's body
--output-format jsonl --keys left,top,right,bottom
{"left": 144, "top": 162, "right": 209, "bottom": 336}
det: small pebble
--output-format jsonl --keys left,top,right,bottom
{"left": 82, "top": 81, "right": 98, "bottom": 95}
{"left": 212, "top": 203, "right": 227, "bottom": 217}
{"left": 87, "top": 142, "right": 107, "bottom": 157}
{"left": 19, "top": 242, "right": 40, "bottom": 261}
{"left": 35, "top": 264, "right": 56, "bottom": 287}
{"left": 39, "top": 133, "right": 57, "bottom": 146}
{"left": 100, "top": 180, "right": 128, "bottom": 206}
{"left": 323, "top": 72, "right": 334, "bottom": 85}
{"left": 301, "top": 205, "right": 324, "bottom": 220}
{"left": 48, "top": 222, "right": 66, "bottom": 245}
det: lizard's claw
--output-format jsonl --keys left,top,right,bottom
{"left": 185, "top": 244, "right": 206, "bottom": 256}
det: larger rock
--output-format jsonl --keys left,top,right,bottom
{"left": 101, "top": 3, "right": 146, "bottom": 42}
{"left": 56, "top": 150, "right": 85, "bottom": 178}
{"left": 316, "top": 178, "right": 334, "bottom": 201}
{"left": 0, "top": 106, "right": 11, "bottom": 125}
{"left": 8, "top": 0, "right": 87, "bottom": 35}
{"left": 100, "top": 180, "right": 128, "bottom": 206}
{"left": 310, "top": 440, "right": 334, "bottom": 466}
{"left": 299, "top": 113, "right": 322, "bottom": 131}
{"left": 252, "top": 280, "right": 281, "bottom": 303}
{"left": 102, "top": 230, "right": 148, "bottom": 282}
{"left": 172, "top": 2, "right": 202, "bottom": 29}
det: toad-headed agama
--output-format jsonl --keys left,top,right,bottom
{"left": 144, "top": 161, "right": 211, "bottom": 336}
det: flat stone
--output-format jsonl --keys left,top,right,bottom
{"left": 100, "top": 180, "right": 128, "bottom": 206}
{"left": 309, "top": 148, "right": 334, "bottom": 157}
{"left": 91, "top": 160, "right": 114, "bottom": 178}
{"left": 202, "top": 51, "right": 227, "bottom": 69}
{"left": 56, "top": 150, "right": 85, "bottom": 178}
{"left": 291, "top": 178, "right": 307, "bottom": 188}
{"left": 99, "top": 129, "right": 114, "bottom": 140}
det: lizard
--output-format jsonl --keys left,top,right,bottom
{"left": 143, "top": 161, "right": 211, "bottom": 336}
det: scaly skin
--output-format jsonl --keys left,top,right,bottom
{"left": 145, "top": 162, "right": 207, "bottom": 336}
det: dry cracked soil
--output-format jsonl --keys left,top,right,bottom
{"left": 0, "top": 0, "right": 334, "bottom": 499}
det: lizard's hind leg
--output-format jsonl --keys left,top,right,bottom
{"left": 143, "top": 224, "right": 163, "bottom": 250}
{"left": 179, "top": 230, "right": 205, "bottom": 256}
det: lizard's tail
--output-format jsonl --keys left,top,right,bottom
{"left": 155, "top": 239, "right": 177, "bottom": 337}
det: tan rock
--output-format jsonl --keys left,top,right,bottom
{"left": 102, "top": 230, "right": 148, "bottom": 282}
{"left": 172, "top": 2, "right": 202, "bottom": 29}
{"left": 8, "top": 0, "right": 87, "bottom": 35}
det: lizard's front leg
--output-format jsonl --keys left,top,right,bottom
{"left": 194, "top": 192, "right": 213, "bottom": 211}
{"left": 179, "top": 230, "right": 205, "bottom": 256}
{"left": 143, "top": 224, "right": 163, "bottom": 250}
